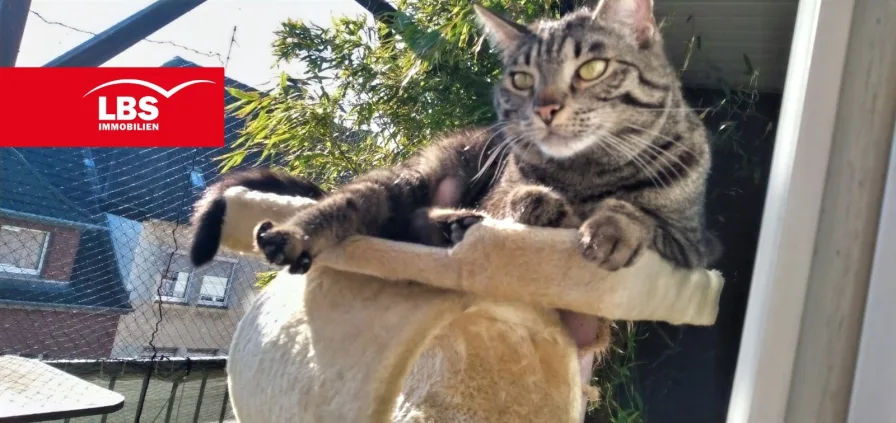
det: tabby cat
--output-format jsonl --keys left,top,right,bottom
{"left": 191, "top": 0, "right": 720, "bottom": 353}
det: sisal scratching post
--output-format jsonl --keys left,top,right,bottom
{"left": 218, "top": 186, "right": 724, "bottom": 423}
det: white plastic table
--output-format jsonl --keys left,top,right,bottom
{"left": 0, "top": 355, "right": 124, "bottom": 422}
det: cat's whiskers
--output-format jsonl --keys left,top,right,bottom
{"left": 620, "top": 133, "right": 687, "bottom": 182}
{"left": 516, "top": 135, "right": 537, "bottom": 157}
{"left": 624, "top": 123, "right": 696, "bottom": 154}
{"left": 476, "top": 122, "right": 511, "bottom": 170}
{"left": 474, "top": 132, "right": 521, "bottom": 182}
{"left": 590, "top": 129, "right": 628, "bottom": 162}
{"left": 473, "top": 126, "right": 513, "bottom": 178}
{"left": 487, "top": 136, "right": 523, "bottom": 188}
{"left": 613, "top": 133, "right": 670, "bottom": 190}
{"left": 599, "top": 131, "right": 667, "bottom": 189}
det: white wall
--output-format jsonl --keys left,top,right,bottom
{"left": 108, "top": 219, "right": 269, "bottom": 358}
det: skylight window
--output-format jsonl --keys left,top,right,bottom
{"left": 190, "top": 170, "right": 206, "bottom": 188}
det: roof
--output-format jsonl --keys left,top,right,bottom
{"left": 656, "top": 0, "right": 798, "bottom": 92}
{"left": 88, "top": 56, "right": 272, "bottom": 223}
{"left": 0, "top": 229, "right": 131, "bottom": 312}
{"left": 160, "top": 56, "right": 257, "bottom": 93}
{"left": 0, "top": 150, "right": 130, "bottom": 311}
{"left": 0, "top": 149, "right": 101, "bottom": 227}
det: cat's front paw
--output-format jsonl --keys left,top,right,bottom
{"left": 508, "top": 186, "right": 575, "bottom": 228}
{"left": 411, "top": 208, "right": 485, "bottom": 247}
{"left": 254, "top": 221, "right": 313, "bottom": 274}
{"left": 577, "top": 211, "right": 649, "bottom": 271}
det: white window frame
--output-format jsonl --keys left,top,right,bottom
{"left": 0, "top": 225, "right": 51, "bottom": 276}
{"left": 186, "top": 348, "right": 223, "bottom": 357}
{"left": 189, "top": 169, "right": 206, "bottom": 188}
{"left": 157, "top": 268, "right": 191, "bottom": 304}
{"left": 140, "top": 346, "right": 178, "bottom": 358}
{"left": 196, "top": 274, "right": 234, "bottom": 307}
{"left": 195, "top": 254, "right": 236, "bottom": 308}
{"left": 155, "top": 251, "right": 237, "bottom": 307}
{"left": 726, "top": 0, "right": 894, "bottom": 422}
{"left": 726, "top": 0, "right": 850, "bottom": 419}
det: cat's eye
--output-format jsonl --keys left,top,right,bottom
{"left": 510, "top": 72, "right": 535, "bottom": 90}
{"left": 576, "top": 59, "right": 609, "bottom": 81}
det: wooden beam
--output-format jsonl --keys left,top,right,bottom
{"left": 784, "top": 1, "right": 896, "bottom": 422}
{"left": 44, "top": 0, "right": 206, "bottom": 67}
{"left": 353, "top": 0, "right": 397, "bottom": 23}
{"left": 846, "top": 123, "right": 896, "bottom": 422}
{"left": 0, "top": 0, "right": 32, "bottom": 67}
{"left": 353, "top": 0, "right": 398, "bottom": 40}
{"left": 726, "top": 0, "right": 896, "bottom": 422}
{"left": 725, "top": 0, "right": 856, "bottom": 421}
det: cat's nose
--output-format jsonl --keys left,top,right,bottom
{"left": 535, "top": 104, "right": 563, "bottom": 125}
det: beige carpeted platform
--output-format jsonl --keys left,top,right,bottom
{"left": 216, "top": 186, "right": 724, "bottom": 423}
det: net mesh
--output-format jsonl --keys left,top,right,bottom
{"left": 0, "top": 58, "right": 270, "bottom": 422}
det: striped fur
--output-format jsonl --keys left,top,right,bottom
{"left": 232, "top": 1, "right": 719, "bottom": 281}
{"left": 475, "top": 0, "right": 720, "bottom": 270}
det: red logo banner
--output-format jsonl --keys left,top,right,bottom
{"left": 0, "top": 67, "right": 225, "bottom": 147}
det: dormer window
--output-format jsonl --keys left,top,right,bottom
{"left": 0, "top": 225, "right": 50, "bottom": 275}
{"left": 82, "top": 151, "right": 106, "bottom": 198}
{"left": 190, "top": 170, "right": 206, "bottom": 188}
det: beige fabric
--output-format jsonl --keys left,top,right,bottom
{"left": 222, "top": 186, "right": 724, "bottom": 422}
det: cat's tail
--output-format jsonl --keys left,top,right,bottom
{"left": 190, "top": 168, "right": 326, "bottom": 267}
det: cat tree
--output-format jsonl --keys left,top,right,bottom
{"left": 212, "top": 186, "right": 723, "bottom": 423}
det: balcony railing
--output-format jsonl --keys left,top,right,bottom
{"left": 42, "top": 357, "right": 234, "bottom": 423}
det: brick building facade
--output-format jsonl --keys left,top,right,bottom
{"left": 0, "top": 148, "right": 132, "bottom": 359}
{"left": 0, "top": 216, "right": 81, "bottom": 282}
{"left": 0, "top": 308, "right": 120, "bottom": 359}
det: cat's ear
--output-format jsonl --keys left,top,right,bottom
{"left": 593, "top": 0, "right": 658, "bottom": 48}
{"left": 472, "top": 3, "right": 529, "bottom": 51}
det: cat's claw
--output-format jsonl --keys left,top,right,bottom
{"left": 255, "top": 221, "right": 313, "bottom": 274}
{"left": 445, "top": 214, "right": 485, "bottom": 245}
{"left": 577, "top": 212, "right": 647, "bottom": 271}
{"left": 412, "top": 208, "right": 485, "bottom": 247}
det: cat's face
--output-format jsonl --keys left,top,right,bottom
{"left": 476, "top": 0, "right": 679, "bottom": 159}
